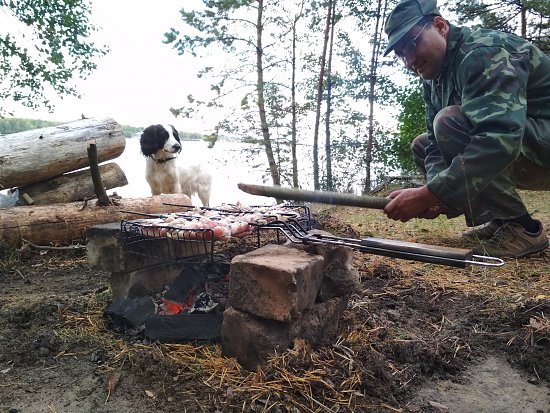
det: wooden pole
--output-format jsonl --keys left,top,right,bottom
{"left": 237, "top": 183, "right": 390, "bottom": 209}
{"left": 87, "top": 141, "right": 111, "bottom": 206}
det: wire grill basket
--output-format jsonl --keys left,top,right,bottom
{"left": 120, "top": 204, "right": 314, "bottom": 263}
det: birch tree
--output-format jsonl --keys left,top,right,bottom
{"left": 0, "top": 0, "right": 107, "bottom": 116}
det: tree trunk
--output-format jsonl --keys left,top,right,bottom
{"left": 325, "top": 0, "right": 337, "bottom": 191}
{"left": 313, "top": 0, "right": 333, "bottom": 190}
{"left": 0, "top": 193, "right": 192, "bottom": 247}
{"left": 291, "top": 12, "right": 299, "bottom": 188}
{"left": 255, "top": 0, "right": 280, "bottom": 187}
{"left": 17, "top": 162, "right": 128, "bottom": 205}
{"left": 0, "top": 117, "right": 124, "bottom": 189}
{"left": 364, "top": 0, "right": 386, "bottom": 194}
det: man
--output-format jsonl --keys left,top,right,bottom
{"left": 382, "top": 0, "right": 550, "bottom": 258}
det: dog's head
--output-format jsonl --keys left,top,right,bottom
{"left": 140, "top": 124, "right": 182, "bottom": 157}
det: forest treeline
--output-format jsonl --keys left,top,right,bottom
{"left": 0, "top": 117, "right": 205, "bottom": 140}
{"left": 165, "top": 0, "right": 549, "bottom": 193}
{"left": 0, "top": 0, "right": 548, "bottom": 193}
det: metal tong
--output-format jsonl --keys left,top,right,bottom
{"left": 257, "top": 219, "right": 504, "bottom": 268}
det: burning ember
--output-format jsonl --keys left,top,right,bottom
{"left": 105, "top": 261, "right": 230, "bottom": 342}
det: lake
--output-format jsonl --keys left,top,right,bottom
{"left": 111, "top": 137, "right": 274, "bottom": 206}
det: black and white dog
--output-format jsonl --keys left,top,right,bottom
{"left": 140, "top": 124, "right": 211, "bottom": 206}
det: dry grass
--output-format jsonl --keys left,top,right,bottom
{"left": 56, "top": 294, "right": 390, "bottom": 411}
{"left": 52, "top": 190, "right": 549, "bottom": 412}
{"left": 315, "top": 190, "right": 550, "bottom": 303}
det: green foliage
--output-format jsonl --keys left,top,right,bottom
{"left": 446, "top": 0, "right": 550, "bottom": 53}
{"left": 391, "top": 82, "right": 425, "bottom": 174}
{"left": 120, "top": 125, "right": 143, "bottom": 138}
{"left": 179, "top": 131, "right": 209, "bottom": 141}
{"left": 0, "top": 0, "right": 108, "bottom": 116}
{"left": 0, "top": 117, "right": 60, "bottom": 134}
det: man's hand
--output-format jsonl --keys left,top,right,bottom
{"left": 383, "top": 186, "right": 441, "bottom": 222}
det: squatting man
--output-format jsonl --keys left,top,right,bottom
{"left": 382, "top": 0, "right": 550, "bottom": 258}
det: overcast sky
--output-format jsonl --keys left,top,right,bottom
{"left": 10, "top": 0, "right": 215, "bottom": 133}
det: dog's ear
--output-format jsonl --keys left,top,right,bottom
{"left": 140, "top": 124, "right": 163, "bottom": 156}
{"left": 170, "top": 125, "right": 182, "bottom": 153}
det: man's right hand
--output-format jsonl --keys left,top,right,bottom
{"left": 384, "top": 186, "right": 442, "bottom": 222}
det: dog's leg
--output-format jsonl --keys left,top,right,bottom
{"left": 199, "top": 192, "right": 210, "bottom": 207}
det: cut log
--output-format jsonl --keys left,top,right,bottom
{"left": 0, "top": 117, "right": 125, "bottom": 189}
{"left": 17, "top": 163, "right": 128, "bottom": 205}
{"left": 0, "top": 193, "right": 192, "bottom": 247}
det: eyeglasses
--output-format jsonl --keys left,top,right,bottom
{"left": 395, "top": 21, "right": 429, "bottom": 62}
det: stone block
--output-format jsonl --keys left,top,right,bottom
{"left": 110, "top": 263, "right": 185, "bottom": 301}
{"left": 86, "top": 223, "right": 155, "bottom": 273}
{"left": 221, "top": 297, "right": 349, "bottom": 370}
{"left": 228, "top": 244, "right": 324, "bottom": 322}
{"left": 291, "top": 296, "right": 349, "bottom": 345}
{"left": 221, "top": 306, "right": 291, "bottom": 371}
{"left": 86, "top": 222, "right": 209, "bottom": 273}
{"left": 286, "top": 229, "right": 362, "bottom": 301}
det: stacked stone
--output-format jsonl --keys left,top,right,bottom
{"left": 221, "top": 230, "right": 361, "bottom": 370}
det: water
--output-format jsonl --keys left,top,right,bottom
{"left": 110, "top": 138, "right": 274, "bottom": 206}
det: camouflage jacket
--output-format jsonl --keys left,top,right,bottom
{"left": 423, "top": 24, "right": 550, "bottom": 209}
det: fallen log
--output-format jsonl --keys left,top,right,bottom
{"left": 0, "top": 117, "right": 125, "bottom": 189}
{"left": 0, "top": 193, "right": 192, "bottom": 247}
{"left": 17, "top": 163, "right": 128, "bottom": 205}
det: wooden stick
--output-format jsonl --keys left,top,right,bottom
{"left": 87, "top": 141, "right": 111, "bottom": 206}
{"left": 237, "top": 183, "right": 390, "bottom": 209}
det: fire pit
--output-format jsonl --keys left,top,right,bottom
{"left": 104, "top": 260, "right": 230, "bottom": 342}
{"left": 91, "top": 205, "right": 320, "bottom": 343}
{"left": 87, "top": 201, "right": 504, "bottom": 370}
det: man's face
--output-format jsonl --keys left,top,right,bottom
{"left": 393, "top": 18, "right": 448, "bottom": 80}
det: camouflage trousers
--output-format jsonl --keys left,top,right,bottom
{"left": 412, "top": 105, "right": 550, "bottom": 226}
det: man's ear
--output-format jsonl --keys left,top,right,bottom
{"left": 433, "top": 16, "right": 449, "bottom": 37}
